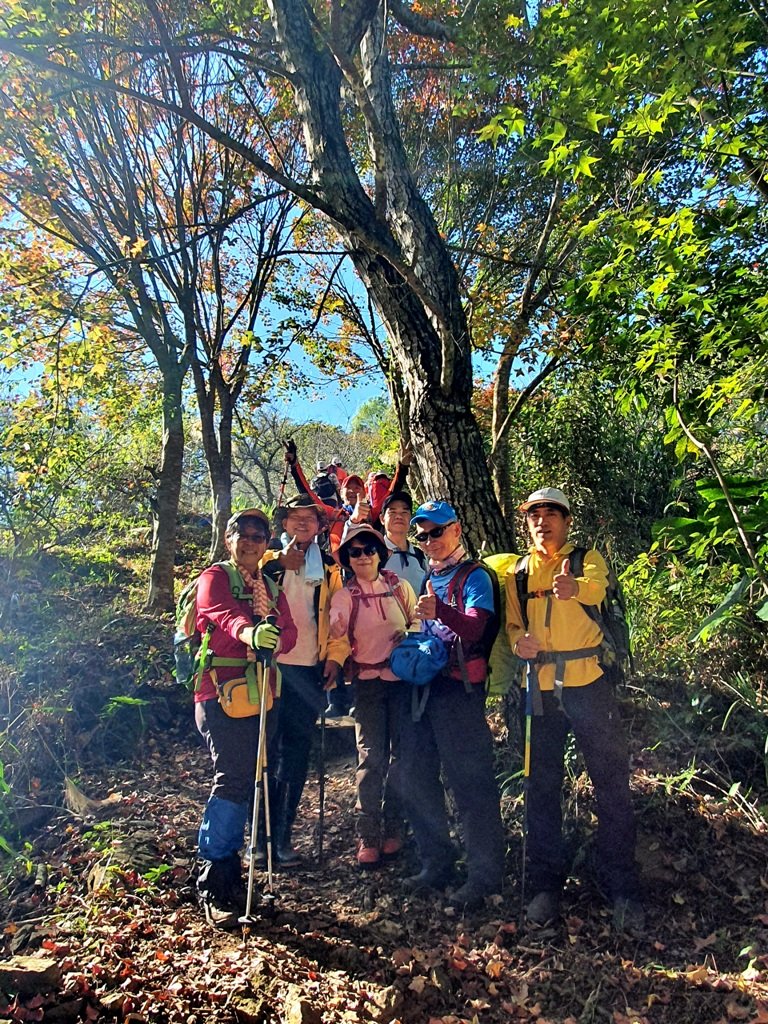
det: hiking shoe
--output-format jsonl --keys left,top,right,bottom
{"left": 526, "top": 890, "right": 561, "bottom": 926}
{"left": 356, "top": 840, "right": 381, "bottom": 869}
{"left": 612, "top": 897, "right": 645, "bottom": 936}
{"left": 448, "top": 880, "right": 498, "bottom": 912}
{"left": 324, "top": 704, "right": 344, "bottom": 719}
{"left": 202, "top": 896, "right": 240, "bottom": 930}
{"left": 381, "top": 834, "right": 403, "bottom": 858}
{"left": 381, "top": 823, "right": 403, "bottom": 858}
{"left": 243, "top": 845, "right": 267, "bottom": 869}
{"left": 276, "top": 844, "right": 301, "bottom": 868}
{"left": 404, "top": 862, "right": 454, "bottom": 894}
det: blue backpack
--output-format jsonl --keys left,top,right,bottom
{"left": 389, "top": 622, "right": 450, "bottom": 686}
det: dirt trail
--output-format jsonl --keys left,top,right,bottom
{"left": 2, "top": 707, "right": 767, "bottom": 1024}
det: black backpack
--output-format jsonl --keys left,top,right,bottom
{"left": 514, "top": 547, "right": 633, "bottom": 686}
{"left": 310, "top": 472, "right": 339, "bottom": 505}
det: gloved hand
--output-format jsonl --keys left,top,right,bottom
{"left": 251, "top": 621, "right": 281, "bottom": 652}
{"left": 284, "top": 438, "right": 297, "bottom": 465}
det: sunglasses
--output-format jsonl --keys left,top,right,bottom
{"left": 237, "top": 530, "right": 268, "bottom": 542}
{"left": 347, "top": 543, "right": 379, "bottom": 558}
{"left": 415, "top": 523, "right": 454, "bottom": 543}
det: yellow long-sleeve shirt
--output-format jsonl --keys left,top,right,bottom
{"left": 505, "top": 542, "right": 608, "bottom": 690}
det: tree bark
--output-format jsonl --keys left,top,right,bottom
{"left": 192, "top": 355, "right": 235, "bottom": 564}
{"left": 266, "top": 0, "right": 514, "bottom": 553}
{"left": 146, "top": 365, "right": 184, "bottom": 612}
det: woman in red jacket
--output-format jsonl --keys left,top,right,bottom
{"left": 194, "top": 508, "right": 296, "bottom": 929}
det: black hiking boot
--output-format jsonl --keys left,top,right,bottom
{"left": 197, "top": 855, "right": 248, "bottom": 931}
{"left": 274, "top": 781, "right": 304, "bottom": 868}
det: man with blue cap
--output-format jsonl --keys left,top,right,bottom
{"left": 399, "top": 499, "right": 505, "bottom": 912}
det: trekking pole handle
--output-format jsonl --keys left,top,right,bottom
{"left": 258, "top": 614, "right": 277, "bottom": 667}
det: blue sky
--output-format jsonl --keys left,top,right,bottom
{"left": 276, "top": 372, "right": 386, "bottom": 429}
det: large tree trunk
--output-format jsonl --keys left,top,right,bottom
{"left": 267, "top": 0, "right": 514, "bottom": 554}
{"left": 146, "top": 367, "right": 184, "bottom": 612}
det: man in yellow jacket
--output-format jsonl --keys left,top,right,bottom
{"left": 506, "top": 488, "right": 643, "bottom": 934}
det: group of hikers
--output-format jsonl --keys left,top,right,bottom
{"left": 190, "top": 440, "right": 644, "bottom": 937}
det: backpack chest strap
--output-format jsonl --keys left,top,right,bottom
{"left": 535, "top": 645, "right": 604, "bottom": 702}
{"left": 522, "top": 589, "right": 554, "bottom": 601}
{"left": 522, "top": 588, "right": 555, "bottom": 629}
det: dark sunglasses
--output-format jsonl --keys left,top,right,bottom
{"left": 237, "top": 530, "right": 268, "bottom": 542}
{"left": 347, "top": 543, "right": 379, "bottom": 558}
{"left": 415, "top": 523, "right": 453, "bottom": 543}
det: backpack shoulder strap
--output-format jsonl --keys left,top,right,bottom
{"left": 390, "top": 578, "right": 411, "bottom": 625}
{"left": 214, "top": 560, "right": 249, "bottom": 601}
{"left": 346, "top": 579, "right": 362, "bottom": 637}
{"left": 263, "top": 573, "right": 280, "bottom": 611}
{"left": 514, "top": 553, "right": 531, "bottom": 631}
{"left": 445, "top": 559, "right": 481, "bottom": 612}
{"left": 379, "top": 568, "right": 402, "bottom": 589}
{"left": 568, "top": 546, "right": 586, "bottom": 579}
{"left": 568, "top": 546, "right": 608, "bottom": 635}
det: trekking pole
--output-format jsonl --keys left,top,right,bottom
{"left": 520, "top": 658, "right": 542, "bottom": 927}
{"left": 258, "top": 615, "right": 278, "bottom": 901}
{"left": 317, "top": 702, "right": 326, "bottom": 866}
{"left": 242, "top": 659, "right": 270, "bottom": 935}
{"left": 241, "top": 608, "right": 277, "bottom": 939}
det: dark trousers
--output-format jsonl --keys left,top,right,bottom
{"left": 400, "top": 678, "right": 505, "bottom": 889}
{"left": 521, "top": 676, "right": 640, "bottom": 899}
{"left": 354, "top": 678, "right": 405, "bottom": 840}
{"left": 271, "top": 663, "right": 324, "bottom": 791}
{"left": 195, "top": 695, "right": 279, "bottom": 861}
{"left": 196, "top": 696, "right": 277, "bottom": 805}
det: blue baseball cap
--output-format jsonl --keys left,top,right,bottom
{"left": 411, "top": 500, "right": 458, "bottom": 526}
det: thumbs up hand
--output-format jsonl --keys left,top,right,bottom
{"left": 553, "top": 557, "right": 579, "bottom": 600}
{"left": 416, "top": 579, "right": 438, "bottom": 620}
{"left": 280, "top": 533, "right": 305, "bottom": 571}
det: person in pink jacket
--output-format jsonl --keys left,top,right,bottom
{"left": 324, "top": 523, "right": 418, "bottom": 868}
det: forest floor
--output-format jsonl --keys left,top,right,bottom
{"left": 1, "top": 681, "right": 768, "bottom": 1024}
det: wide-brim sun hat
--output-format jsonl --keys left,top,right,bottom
{"left": 342, "top": 474, "right": 365, "bottom": 489}
{"left": 336, "top": 522, "right": 388, "bottom": 568}
{"left": 276, "top": 493, "right": 328, "bottom": 528}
